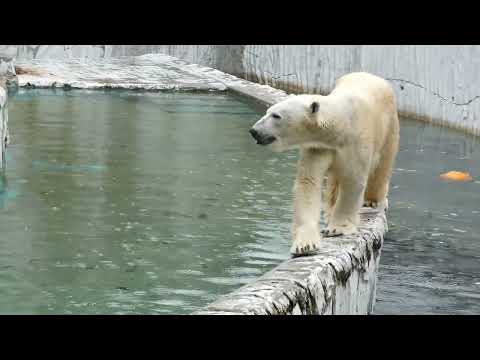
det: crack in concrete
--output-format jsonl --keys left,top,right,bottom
{"left": 245, "top": 50, "right": 260, "bottom": 59}
{"left": 386, "top": 77, "right": 480, "bottom": 107}
{"left": 263, "top": 70, "right": 298, "bottom": 81}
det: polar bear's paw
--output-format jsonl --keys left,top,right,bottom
{"left": 290, "top": 225, "right": 321, "bottom": 257}
{"left": 363, "top": 200, "right": 378, "bottom": 208}
{"left": 363, "top": 198, "right": 388, "bottom": 213}
{"left": 321, "top": 223, "right": 358, "bottom": 237}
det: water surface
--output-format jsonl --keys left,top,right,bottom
{"left": 375, "top": 119, "right": 480, "bottom": 314}
{"left": 2, "top": 89, "right": 294, "bottom": 314}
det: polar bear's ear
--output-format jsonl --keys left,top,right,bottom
{"left": 311, "top": 102, "right": 319, "bottom": 114}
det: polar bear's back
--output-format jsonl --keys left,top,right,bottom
{"left": 333, "top": 72, "right": 397, "bottom": 119}
{"left": 332, "top": 72, "right": 399, "bottom": 157}
{"left": 334, "top": 72, "right": 394, "bottom": 100}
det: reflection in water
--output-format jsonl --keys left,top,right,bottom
{"left": 0, "top": 171, "right": 7, "bottom": 209}
{"left": 1, "top": 90, "right": 479, "bottom": 314}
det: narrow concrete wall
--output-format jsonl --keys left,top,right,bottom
{"left": 0, "top": 81, "right": 7, "bottom": 169}
{"left": 194, "top": 209, "right": 386, "bottom": 315}
{"left": 0, "top": 52, "right": 17, "bottom": 169}
{"left": 0, "top": 49, "right": 13, "bottom": 169}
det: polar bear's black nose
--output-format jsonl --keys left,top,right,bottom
{"left": 249, "top": 128, "right": 276, "bottom": 145}
{"left": 249, "top": 128, "right": 259, "bottom": 140}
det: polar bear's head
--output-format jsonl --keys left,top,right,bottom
{"left": 249, "top": 95, "right": 326, "bottom": 152}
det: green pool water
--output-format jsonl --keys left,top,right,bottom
{"left": 1, "top": 89, "right": 294, "bottom": 314}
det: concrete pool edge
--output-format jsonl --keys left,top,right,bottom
{"left": 11, "top": 54, "right": 292, "bottom": 106}
{"left": 192, "top": 209, "right": 386, "bottom": 315}
{"left": 0, "top": 79, "right": 7, "bottom": 169}
{"left": 8, "top": 54, "right": 388, "bottom": 315}
{"left": 12, "top": 55, "right": 228, "bottom": 92}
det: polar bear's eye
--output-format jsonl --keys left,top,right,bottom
{"left": 272, "top": 113, "right": 281, "bottom": 119}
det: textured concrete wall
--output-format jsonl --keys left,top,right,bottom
{"left": 0, "top": 81, "right": 7, "bottom": 169}
{"left": 2, "top": 45, "right": 478, "bottom": 134}
{"left": 242, "top": 45, "right": 362, "bottom": 94}
{"left": 0, "top": 47, "right": 15, "bottom": 169}
{"left": 0, "top": 46, "right": 10, "bottom": 168}
{"left": 241, "top": 45, "right": 480, "bottom": 135}
{"left": 1, "top": 45, "right": 223, "bottom": 72}
{"left": 360, "top": 46, "right": 480, "bottom": 134}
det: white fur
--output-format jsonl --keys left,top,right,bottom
{"left": 251, "top": 72, "right": 400, "bottom": 256}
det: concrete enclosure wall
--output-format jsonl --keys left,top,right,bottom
{"left": 0, "top": 52, "right": 14, "bottom": 168}
{"left": 1, "top": 45, "right": 479, "bottom": 134}
{"left": 0, "top": 81, "right": 7, "bottom": 169}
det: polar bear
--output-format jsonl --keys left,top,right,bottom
{"left": 249, "top": 72, "right": 399, "bottom": 256}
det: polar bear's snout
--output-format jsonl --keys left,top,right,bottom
{"left": 249, "top": 128, "right": 277, "bottom": 146}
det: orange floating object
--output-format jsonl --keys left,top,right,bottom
{"left": 439, "top": 171, "right": 473, "bottom": 182}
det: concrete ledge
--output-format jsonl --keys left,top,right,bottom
{"left": 193, "top": 209, "right": 386, "bottom": 315}
{"left": 13, "top": 55, "right": 227, "bottom": 91}
{"left": 1, "top": 52, "right": 14, "bottom": 169}
{"left": 12, "top": 54, "right": 293, "bottom": 106}
{"left": 10, "top": 54, "right": 389, "bottom": 315}
{"left": 0, "top": 80, "right": 7, "bottom": 169}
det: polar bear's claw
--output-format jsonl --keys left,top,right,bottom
{"left": 363, "top": 200, "right": 378, "bottom": 208}
{"left": 290, "top": 243, "right": 319, "bottom": 257}
{"left": 321, "top": 223, "right": 358, "bottom": 237}
{"left": 321, "top": 228, "right": 342, "bottom": 237}
{"left": 290, "top": 225, "right": 321, "bottom": 256}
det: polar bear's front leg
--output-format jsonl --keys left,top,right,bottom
{"left": 291, "top": 149, "right": 332, "bottom": 256}
{"left": 321, "top": 175, "right": 367, "bottom": 237}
